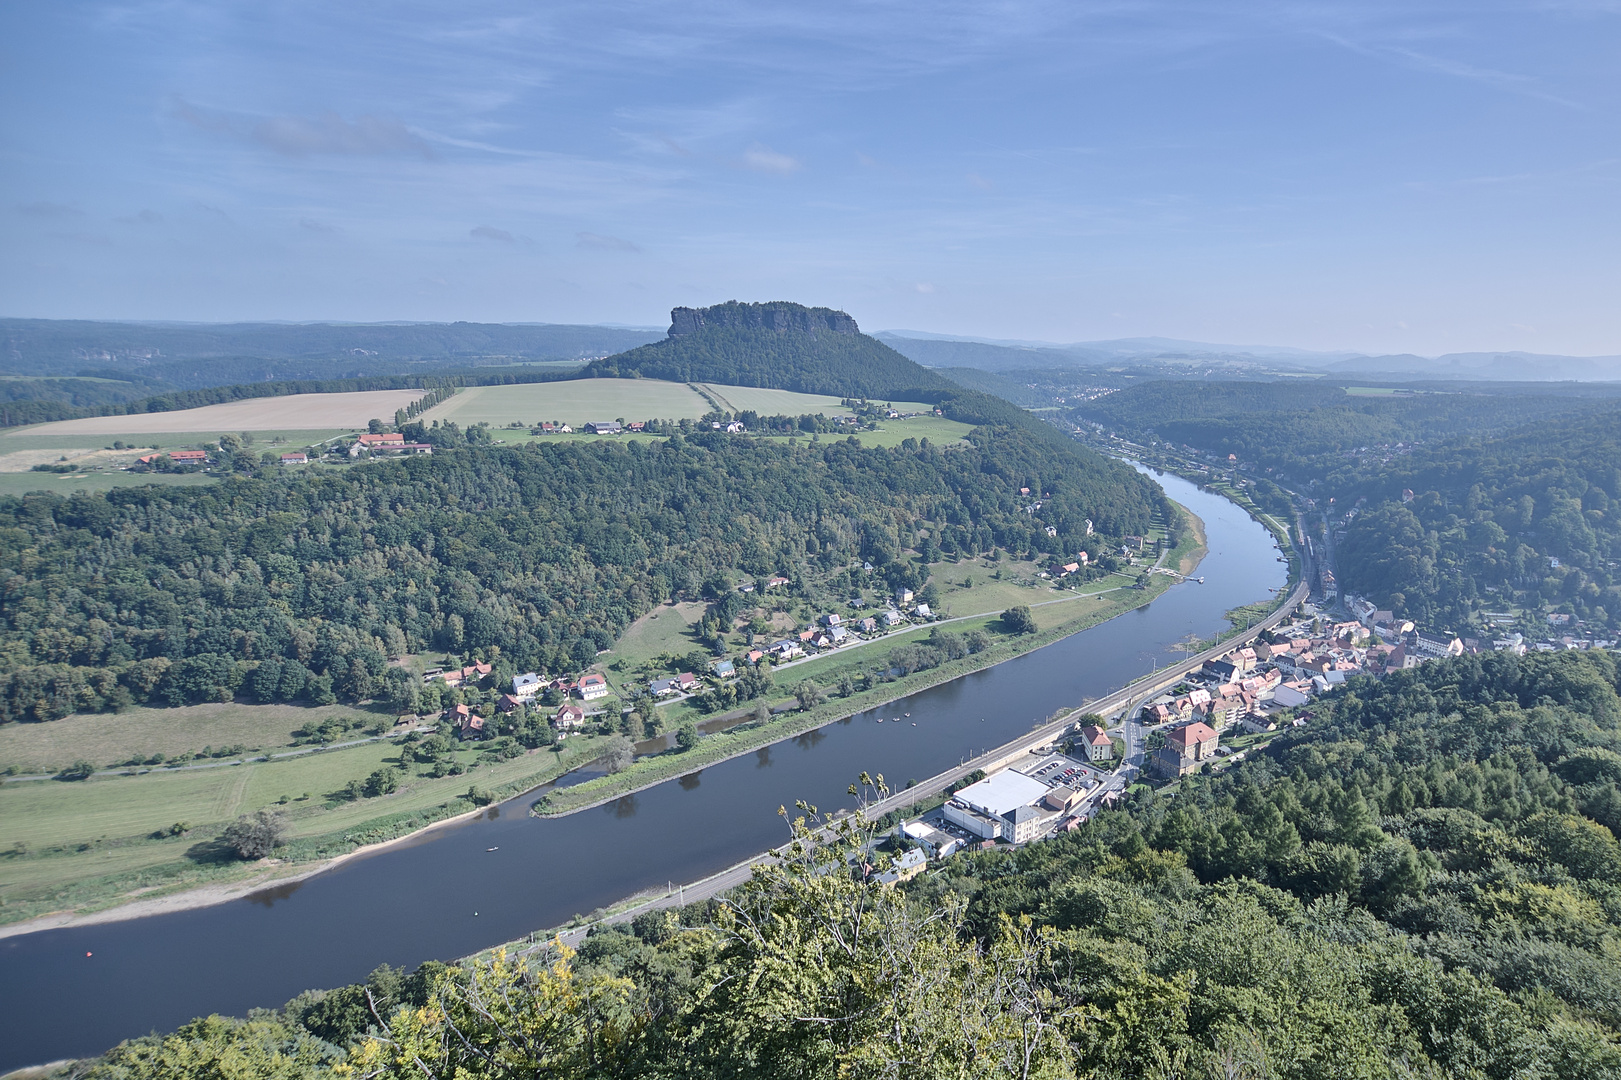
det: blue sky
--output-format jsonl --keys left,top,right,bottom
{"left": 2, "top": 1, "right": 1618, "bottom": 355}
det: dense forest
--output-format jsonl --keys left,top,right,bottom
{"left": 1334, "top": 409, "right": 1621, "bottom": 634}
{"left": 74, "top": 651, "right": 1621, "bottom": 1077}
{"left": 0, "top": 427, "right": 1163, "bottom": 724}
{"left": 1072, "top": 380, "right": 1621, "bottom": 478}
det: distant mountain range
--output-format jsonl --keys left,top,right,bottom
{"left": 4, "top": 316, "right": 1618, "bottom": 387}
{"left": 874, "top": 330, "right": 1621, "bottom": 382}
{"left": 0, "top": 318, "right": 665, "bottom": 390}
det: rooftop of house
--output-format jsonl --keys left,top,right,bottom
{"left": 1167, "top": 721, "right": 1218, "bottom": 748}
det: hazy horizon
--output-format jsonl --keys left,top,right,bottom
{"left": 4, "top": 2, "right": 1619, "bottom": 356}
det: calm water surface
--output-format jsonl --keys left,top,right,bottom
{"left": 0, "top": 469, "right": 1285, "bottom": 1068}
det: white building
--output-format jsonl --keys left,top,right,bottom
{"left": 578, "top": 673, "right": 610, "bottom": 700}
{"left": 944, "top": 770, "right": 1051, "bottom": 843}
{"left": 512, "top": 672, "right": 544, "bottom": 699}
{"left": 901, "top": 820, "right": 961, "bottom": 859}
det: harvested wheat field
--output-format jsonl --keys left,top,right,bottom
{"left": 7, "top": 390, "right": 423, "bottom": 437}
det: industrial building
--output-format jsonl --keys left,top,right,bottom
{"left": 944, "top": 770, "right": 1054, "bottom": 843}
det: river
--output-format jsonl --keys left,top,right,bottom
{"left": 0, "top": 468, "right": 1287, "bottom": 1069}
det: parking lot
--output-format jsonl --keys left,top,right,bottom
{"left": 1017, "top": 752, "right": 1103, "bottom": 790}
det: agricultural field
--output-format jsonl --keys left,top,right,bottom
{"left": 418, "top": 378, "right": 875, "bottom": 431}
{"left": 6, "top": 391, "right": 421, "bottom": 436}
{"left": 690, "top": 383, "right": 855, "bottom": 416}
{"left": 421, "top": 379, "right": 709, "bottom": 428}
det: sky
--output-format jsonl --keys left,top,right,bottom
{"left": 2, "top": 1, "right": 1619, "bottom": 356}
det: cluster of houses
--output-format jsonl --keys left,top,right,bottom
{"left": 1137, "top": 597, "right": 1547, "bottom": 779}
{"left": 528, "top": 419, "right": 746, "bottom": 436}
{"left": 750, "top": 595, "right": 935, "bottom": 666}
{"left": 348, "top": 432, "right": 434, "bottom": 457}
{"left": 135, "top": 449, "right": 209, "bottom": 467}
{"left": 423, "top": 663, "right": 610, "bottom": 740}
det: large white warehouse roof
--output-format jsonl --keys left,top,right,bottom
{"left": 953, "top": 770, "right": 1049, "bottom": 818}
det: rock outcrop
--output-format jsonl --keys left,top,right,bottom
{"left": 668, "top": 301, "right": 858, "bottom": 338}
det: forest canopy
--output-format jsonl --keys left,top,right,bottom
{"left": 0, "top": 428, "right": 1163, "bottom": 723}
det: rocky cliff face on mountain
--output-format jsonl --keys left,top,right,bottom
{"left": 668, "top": 301, "right": 859, "bottom": 338}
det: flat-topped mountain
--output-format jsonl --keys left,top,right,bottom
{"left": 669, "top": 300, "right": 858, "bottom": 337}
{"left": 582, "top": 301, "right": 950, "bottom": 400}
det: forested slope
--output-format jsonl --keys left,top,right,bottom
{"left": 0, "top": 428, "right": 1162, "bottom": 723}
{"left": 1073, "top": 380, "right": 1618, "bottom": 477}
{"left": 1335, "top": 408, "right": 1621, "bottom": 633}
{"left": 1072, "top": 379, "right": 1621, "bottom": 637}
{"left": 74, "top": 652, "right": 1621, "bottom": 1078}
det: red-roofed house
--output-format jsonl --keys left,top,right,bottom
{"left": 553, "top": 704, "right": 586, "bottom": 732}
{"left": 1152, "top": 721, "right": 1219, "bottom": 778}
{"left": 1077, "top": 724, "right": 1114, "bottom": 762}
{"left": 578, "top": 673, "right": 610, "bottom": 701}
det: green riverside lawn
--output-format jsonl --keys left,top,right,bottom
{"left": 0, "top": 731, "right": 613, "bottom": 927}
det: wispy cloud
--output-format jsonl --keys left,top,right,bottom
{"left": 470, "top": 225, "right": 517, "bottom": 242}
{"left": 17, "top": 201, "right": 81, "bottom": 218}
{"left": 300, "top": 217, "right": 341, "bottom": 233}
{"left": 741, "top": 143, "right": 801, "bottom": 175}
{"left": 577, "top": 231, "right": 639, "bottom": 251}
{"left": 173, "top": 98, "right": 435, "bottom": 158}
{"left": 967, "top": 173, "right": 994, "bottom": 191}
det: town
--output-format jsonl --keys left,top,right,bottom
{"left": 873, "top": 584, "right": 1612, "bottom": 879}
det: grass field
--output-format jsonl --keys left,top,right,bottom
{"left": 0, "top": 425, "right": 354, "bottom": 498}
{"left": 606, "top": 603, "right": 709, "bottom": 692}
{"left": 0, "top": 702, "right": 385, "bottom": 774}
{"left": 0, "top": 471, "right": 218, "bottom": 498}
{"left": 0, "top": 719, "right": 612, "bottom": 922}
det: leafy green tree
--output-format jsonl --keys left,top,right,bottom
{"left": 794, "top": 680, "right": 826, "bottom": 710}
{"left": 221, "top": 808, "right": 287, "bottom": 859}
{"left": 600, "top": 736, "right": 635, "bottom": 774}
{"left": 363, "top": 766, "right": 399, "bottom": 797}
{"left": 1000, "top": 605, "right": 1036, "bottom": 634}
